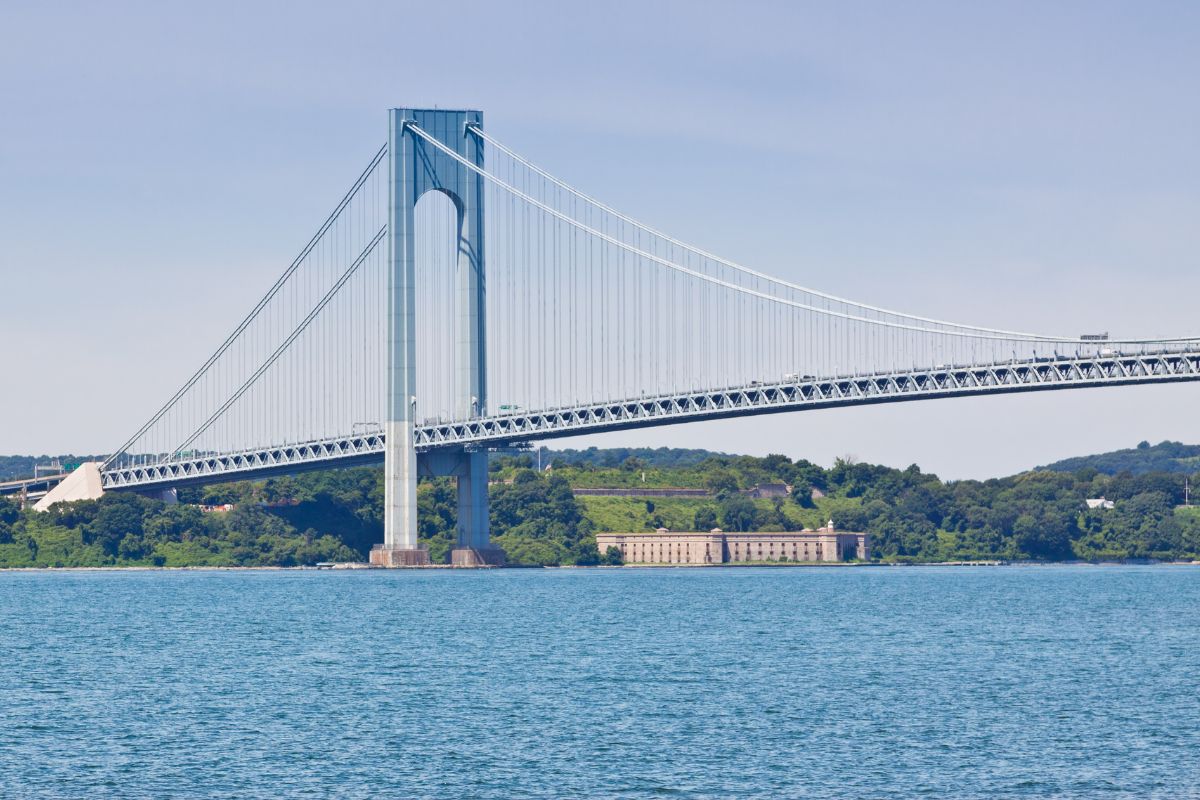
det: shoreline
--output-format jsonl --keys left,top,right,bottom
{"left": 3, "top": 560, "right": 1200, "bottom": 573}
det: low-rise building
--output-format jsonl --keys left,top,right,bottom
{"left": 596, "top": 521, "right": 869, "bottom": 565}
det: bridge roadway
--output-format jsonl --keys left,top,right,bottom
{"left": 100, "top": 347, "right": 1200, "bottom": 492}
{"left": 0, "top": 473, "right": 68, "bottom": 497}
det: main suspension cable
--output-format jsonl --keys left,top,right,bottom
{"left": 416, "top": 125, "right": 1181, "bottom": 344}
{"left": 471, "top": 126, "right": 1060, "bottom": 340}
{"left": 103, "top": 144, "right": 388, "bottom": 468}
{"left": 171, "top": 226, "right": 386, "bottom": 457}
{"left": 468, "top": 125, "right": 1199, "bottom": 347}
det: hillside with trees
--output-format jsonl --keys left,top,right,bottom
{"left": 0, "top": 455, "right": 104, "bottom": 482}
{"left": 538, "top": 446, "right": 730, "bottom": 469}
{"left": 3, "top": 446, "right": 1200, "bottom": 568}
{"left": 1039, "top": 440, "right": 1200, "bottom": 476}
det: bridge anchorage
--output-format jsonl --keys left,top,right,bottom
{"left": 56, "top": 106, "right": 1198, "bottom": 566}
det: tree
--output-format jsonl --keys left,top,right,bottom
{"left": 417, "top": 479, "right": 457, "bottom": 563}
{"left": 0, "top": 497, "right": 18, "bottom": 543}
{"left": 704, "top": 469, "right": 739, "bottom": 500}
{"left": 792, "top": 459, "right": 828, "bottom": 491}
{"left": 693, "top": 506, "right": 718, "bottom": 531}
{"left": 0, "top": 497, "right": 18, "bottom": 526}
{"left": 790, "top": 477, "right": 815, "bottom": 508}
{"left": 761, "top": 453, "right": 793, "bottom": 481}
{"left": 117, "top": 535, "right": 149, "bottom": 561}
{"left": 1013, "top": 511, "right": 1075, "bottom": 560}
{"left": 571, "top": 540, "right": 601, "bottom": 565}
{"left": 488, "top": 470, "right": 591, "bottom": 565}
{"left": 84, "top": 494, "right": 152, "bottom": 558}
{"left": 766, "top": 497, "right": 794, "bottom": 531}
{"left": 719, "top": 495, "right": 760, "bottom": 532}
{"left": 143, "top": 505, "right": 215, "bottom": 544}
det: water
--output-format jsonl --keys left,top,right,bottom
{"left": 2, "top": 566, "right": 1199, "bottom": 799}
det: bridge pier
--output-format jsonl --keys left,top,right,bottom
{"left": 374, "top": 419, "right": 430, "bottom": 566}
{"left": 451, "top": 450, "right": 504, "bottom": 566}
{"left": 418, "top": 447, "right": 505, "bottom": 566}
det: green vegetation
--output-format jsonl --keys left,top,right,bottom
{"left": 1040, "top": 440, "right": 1200, "bottom": 476}
{"left": 0, "top": 455, "right": 102, "bottom": 482}
{"left": 539, "top": 446, "right": 730, "bottom": 469}
{"left": 3, "top": 445, "right": 1200, "bottom": 568}
{"left": 416, "top": 469, "right": 596, "bottom": 565}
{"left": 0, "top": 490, "right": 357, "bottom": 568}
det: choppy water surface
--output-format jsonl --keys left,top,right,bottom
{"left": 2, "top": 565, "right": 1199, "bottom": 799}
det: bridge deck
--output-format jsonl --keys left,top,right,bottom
{"left": 99, "top": 348, "right": 1200, "bottom": 492}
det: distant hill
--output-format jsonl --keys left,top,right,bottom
{"left": 542, "top": 446, "right": 730, "bottom": 469}
{"left": 0, "top": 455, "right": 104, "bottom": 482}
{"left": 1039, "top": 441, "right": 1200, "bottom": 476}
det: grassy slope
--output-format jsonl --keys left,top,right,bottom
{"left": 579, "top": 494, "right": 860, "bottom": 533}
{"left": 549, "top": 467, "right": 710, "bottom": 489}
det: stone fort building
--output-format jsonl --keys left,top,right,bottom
{"left": 596, "top": 522, "right": 869, "bottom": 565}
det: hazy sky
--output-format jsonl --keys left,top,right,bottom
{"left": 2, "top": 0, "right": 1198, "bottom": 478}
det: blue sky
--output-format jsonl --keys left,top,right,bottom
{"left": 2, "top": 0, "right": 1198, "bottom": 477}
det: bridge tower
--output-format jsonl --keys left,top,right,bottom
{"left": 371, "top": 108, "right": 504, "bottom": 567}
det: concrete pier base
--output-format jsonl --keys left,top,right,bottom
{"left": 369, "top": 546, "right": 431, "bottom": 567}
{"left": 451, "top": 547, "right": 507, "bottom": 567}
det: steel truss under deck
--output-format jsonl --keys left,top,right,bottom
{"left": 102, "top": 348, "right": 1200, "bottom": 491}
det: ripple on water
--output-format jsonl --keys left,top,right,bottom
{"left": 0, "top": 566, "right": 1198, "bottom": 799}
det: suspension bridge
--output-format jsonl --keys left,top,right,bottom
{"left": 39, "top": 107, "right": 1200, "bottom": 565}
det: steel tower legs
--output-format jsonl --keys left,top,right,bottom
{"left": 449, "top": 141, "right": 502, "bottom": 566}
{"left": 374, "top": 107, "right": 502, "bottom": 567}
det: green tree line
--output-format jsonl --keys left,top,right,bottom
{"left": 2, "top": 449, "right": 1199, "bottom": 567}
